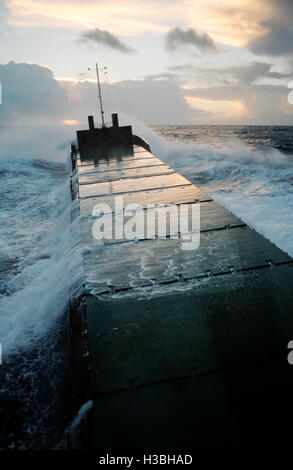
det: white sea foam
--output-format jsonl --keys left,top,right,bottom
{"left": 67, "top": 400, "right": 93, "bottom": 444}
{"left": 0, "top": 124, "right": 85, "bottom": 449}
{"left": 0, "top": 123, "right": 74, "bottom": 163}
{"left": 132, "top": 121, "right": 293, "bottom": 258}
{"left": 0, "top": 125, "right": 83, "bottom": 357}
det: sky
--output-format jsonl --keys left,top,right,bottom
{"left": 0, "top": 0, "right": 293, "bottom": 125}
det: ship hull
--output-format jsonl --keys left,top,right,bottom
{"left": 71, "top": 142, "right": 293, "bottom": 449}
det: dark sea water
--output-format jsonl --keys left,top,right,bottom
{"left": 155, "top": 125, "right": 293, "bottom": 154}
{"left": 0, "top": 124, "right": 292, "bottom": 449}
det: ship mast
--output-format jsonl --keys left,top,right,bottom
{"left": 96, "top": 62, "right": 105, "bottom": 127}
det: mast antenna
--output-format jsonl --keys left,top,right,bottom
{"left": 95, "top": 62, "right": 106, "bottom": 127}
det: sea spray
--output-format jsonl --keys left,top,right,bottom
{"left": 0, "top": 123, "right": 75, "bottom": 162}
{"left": 0, "top": 125, "right": 84, "bottom": 449}
{"left": 67, "top": 400, "right": 93, "bottom": 446}
{"left": 130, "top": 121, "right": 293, "bottom": 257}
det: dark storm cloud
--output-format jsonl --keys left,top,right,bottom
{"left": 228, "top": 61, "right": 290, "bottom": 83}
{"left": 0, "top": 62, "right": 68, "bottom": 123}
{"left": 165, "top": 27, "right": 217, "bottom": 53}
{"left": 249, "top": 22, "right": 293, "bottom": 56}
{"left": 248, "top": 0, "right": 293, "bottom": 56}
{"left": 79, "top": 28, "right": 135, "bottom": 54}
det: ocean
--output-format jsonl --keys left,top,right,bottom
{"left": 152, "top": 125, "right": 293, "bottom": 258}
{"left": 0, "top": 124, "right": 292, "bottom": 449}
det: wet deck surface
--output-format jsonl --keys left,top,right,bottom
{"left": 77, "top": 145, "right": 293, "bottom": 449}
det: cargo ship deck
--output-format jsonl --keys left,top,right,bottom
{"left": 73, "top": 141, "right": 293, "bottom": 449}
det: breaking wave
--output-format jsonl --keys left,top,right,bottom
{"left": 133, "top": 122, "right": 293, "bottom": 258}
{"left": 0, "top": 125, "right": 84, "bottom": 449}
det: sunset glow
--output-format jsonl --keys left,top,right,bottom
{"left": 1, "top": 0, "right": 293, "bottom": 124}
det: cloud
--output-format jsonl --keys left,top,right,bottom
{"left": 144, "top": 72, "right": 182, "bottom": 81}
{"left": 63, "top": 77, "right": 208, "bottom": 125}
{"left": 0, "top": 61, "right": 205, "bottom": 125}
{"left": 247, "top": 0, "right": 293, "bottom": 56}
{"left": 248, "top": 22, "right": 293, "bottom": 56}
{"left": 1, "top": 60, "right": 292, "bottom": 127}
{"left": 169, "top": 61, "right": 290, "bottom": 85}
{"left": 0, "top": 61, "right": 68, "bottom": 123}
{"left": 226, "top": 61, "right": 290, "bottom": 83}
{"left": 165, "top": 27, "right": 217, "bottom": 53}
{"left": 8, "top": 0, "right": 185, "bottom": 34}
{"left": 79, "top": 28, "right": 136, "bottom": 53}
{"left": 184, "top": 83, "right": 293, "bottom": 124}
